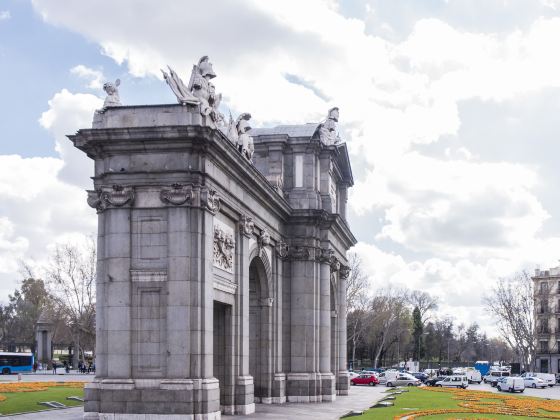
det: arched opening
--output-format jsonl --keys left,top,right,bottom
{"left": 249, "top": 256, "right": 271, "bottom": 402}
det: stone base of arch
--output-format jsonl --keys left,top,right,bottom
{"left": 337, "top": 371, "right": 350, "bottom": 396}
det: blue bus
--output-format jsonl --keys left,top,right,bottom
{"left": 0, "top": 352, "right": 34, "bottom": 374}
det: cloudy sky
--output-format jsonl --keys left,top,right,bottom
{"left": 2, "top": 0, "right": 560, "bottom": 333}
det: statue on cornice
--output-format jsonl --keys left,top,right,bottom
{"left": 189, "top": 56, "right": 224, "bottom": 127}
{"left": 236, "top": 113, "right": 254, "bottom": 161}
{"left": 318, "top": 107, "right": 340, "bottom": 145}
{"left": 102, "top": 79, "right": 122, "bottom": 108}
{"left": 161, "top": 56, "right": 224, "bottom": 128}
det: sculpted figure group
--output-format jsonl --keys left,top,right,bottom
{"left": 99, "top": 55, "right": 341, "bottom": 164}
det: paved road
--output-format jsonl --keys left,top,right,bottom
{"left": 467, "top": 381, "right": 560, "bottom": 399}
{"left": 0, "top": 384, "right": 387, "bottom": 420}
{"left": 0, "top": 372, "right": 95, "bottom": 383}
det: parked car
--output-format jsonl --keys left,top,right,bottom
{"left": 348, "top": 371, "right": 360, "bottom": 380}
{"left": 350, "top": 373, "right": 379, "bottom": 386}
{"left": 386, "top": 373, "right": 421, "bottom": 387}
{"left": 435, "top": 375, "right": 468, "bottom": 389}
{"left": 484, "top": 370, "right": 510, "bottom": 384}
{"left": 497, "top": 376, "right": 524, "bottom": 393}
{"left": 425, "top": 376, "right": 447, "bottom": 386}
{"left": 411, "top": 372, "right": 429, "bottom": 383}
{"left": 466, "top": 369, "right": 482, "bottom": 384}
{"left": 521, "top": 372, "right": 555, "bottom": 387}
{"left": 523, "top": 376, "right": 547, "bottom": 389}
{"left": 377, "top": 370, "right": 398, "bottom": 385}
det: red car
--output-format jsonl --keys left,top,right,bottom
{"left": 351, "top": 373, "right": 379, "bottom": 386}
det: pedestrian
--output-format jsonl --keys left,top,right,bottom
{"left": 52, "top": 361, "right": 57, "bottom": 374}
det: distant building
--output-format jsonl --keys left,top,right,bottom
{"left": 532, "top": 267, "right": 560, "bottom": 373}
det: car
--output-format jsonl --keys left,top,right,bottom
{"left": 484, "top": 370, "right": 510, "bottom": 384}
{"left": 497, "top": 376, "right": 524, "bottom": 393}
{"left": 521, "top": 372, "right": 555, "bottom": 387}
{"left": 386, "top": 373, "right": 421, "bottom": 387}
{"left": 350, "top": 373, "right": 379, "bottom": 386}
{"left": 425, "top": 376, "right": 447, "bottom": 386}
{"left": 523, "top": 376, "right": 547, "bottom": 389}
{"left": 411, "top": 372, "right": 429, "bottom": 382}
{"left": 348, "top": 371, "right": 360, "bottom": 380}
{"left": 435, "top": 375, "right": 469, "bottom": 389}
{"left": 466, "top": 369, "right": 482, "bottom": 384}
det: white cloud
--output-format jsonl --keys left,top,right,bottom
{"left": 0, "top": 10, "right": 10, "bottom": 21}
{"left": 39, "top": 88, "right": 103, "bottom": 188}
{"left": 70, "top": 64, "right": 104, "bottom": 89}
{"left": 25, "top": 0, "right": 560, "bottom": 333}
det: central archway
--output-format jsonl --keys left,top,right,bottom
{"left": 248, "top": 254, "right": 272, "bottom": 402}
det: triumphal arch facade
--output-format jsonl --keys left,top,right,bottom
{"left": 71, "top": 56, "right": 355, "bottom": 419}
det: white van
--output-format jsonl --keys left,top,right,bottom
{"left": 435, "top": 375, "right": 468, "bottom": 389}
{"left": 466, "top": 369, "right": 482, "bottom": 384}
{"left": 497, "top": 376, "right": 524, "bottom": 393}
{"left": 521, "top": 372, "right": 555, "bottom": 387}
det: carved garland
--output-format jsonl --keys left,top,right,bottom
{"left": 213, "top": 225, "right": 234, "bottom": 272}
{"left": 87, "top": 185, "right": 135, "bottom": 213}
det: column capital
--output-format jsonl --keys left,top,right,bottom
{"left": 239, "top": 214, "right": 254, "bottom": 238}
{"left": 201, "top": 187, "right": 221, "bottom": 214}
{"left": 87, "top": 184, "right": 135, "bottom": 213}
{"left": 160, "top": 183, "right": 192, "bottom": 206}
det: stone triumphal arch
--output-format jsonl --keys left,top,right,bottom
{"left": 72, "top": 56, "right": 355, "bottom": 419}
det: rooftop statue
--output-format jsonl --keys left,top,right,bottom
{"left": 318, "top": 107, "right": 340, "bottom": 145}
{"left": 161, "top": 66, "right": 199, "bottom": 105}
{"left": 161, "top": 56, "right": 224, "bottom": 128}
{"left": 236, "top": 113, "right": 254, "bottom": 161}
{"left": 102, "top": 79, "right": 122, "bottom": 108}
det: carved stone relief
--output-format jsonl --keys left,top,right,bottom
{"left": 240, "top": 215, "right": 254, "bottom": 237}
{"left": 259, "top": 228, "right": 271, "bottom": 248}
{"left": 201, "top": 188, "right": 221, "bottom": 214}
{"left": 276, "top": 241, "right": 289, "bottom": 260}
{"left": 213, "top": 220, "right": 235, "bottom": 273}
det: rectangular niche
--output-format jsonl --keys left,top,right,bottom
{"left": 132, "top": 210, "right": 168, "bottom": 269}
{"left": 132, "top": 286, "right": 166, "bottom": 377}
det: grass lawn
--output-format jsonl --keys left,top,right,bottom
{"left": 0, "top": 385, "right": 84, "bottom": 415}
{"left": 353, "top": 387, "right": 560, "bottom": 419}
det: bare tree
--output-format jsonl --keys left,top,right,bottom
{"left": 484, "top": 271, "right": 536, "bottom": 371}
{"left": 346, "top": 253, "right": 369, "bottom": 314}
{"left": 406, "top": 290, "right": 439, "bottom": 324}
{"left": 345, "top": 252, "right": 371, "bottom": 366}
{"left": 45, "top": 236, "right": 96, "bottom": 367}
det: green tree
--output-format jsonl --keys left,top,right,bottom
{"left": 6, "top": 278, "right": 51, "bottom": 352}
{"left": 412, "top": 306, "right": 423, "bottom": 360}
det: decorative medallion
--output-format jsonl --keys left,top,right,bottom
{"left": 240, "top": 215, "right": 254, "bottom": 237}
{"left": 86, "top": 185, "right": 135, "bottom": 213}
{"left": 201, "top": 188, "right": 221, "bottom": 214}
{"left": 276, "top": 241, "right": 289, "bottom": 260}
{"left": 160, "top": 183, "right": 192, "bottom": 206}
{"left": 213, "top": 221, "right": 235, "bottom": 273}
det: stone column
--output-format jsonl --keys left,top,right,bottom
{"left": 319, "top": 250, "right": 335, "bottom": 401}
{"left": 235, "top": 215, "right": 255, "bottom": 414}
{"left": 287, "top": 247, "right": 320, "bottom": 403}
{"left": 337, "top": 266, "right": 350, "bottom": 395}
{"left": 272, "top": 243, "right": 286, "bottom": 403}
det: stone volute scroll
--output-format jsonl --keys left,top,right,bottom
{"left": 87, "top": 184, "right": 134, "bottom": 213}
{"left": 160, "top": 183, "right": 192, "bottom": 206}
{"left": 213, "top": 221, "right": 235, "bottom": 273}
{"left": 318, "top": 107, "right": 340, "bottom": 145}
{"left": 240, "top": 215, "right": 254, "bottom": 238}
{"left": 201, "top": 187, "right": 221, "bottom": 214}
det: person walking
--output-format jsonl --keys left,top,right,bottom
{"left": 52, "top": 361, "right": 57, "bottom": 374}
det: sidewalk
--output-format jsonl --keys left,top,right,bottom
{"left": 0, "top": 386, "right": 385, "bottom": 420}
